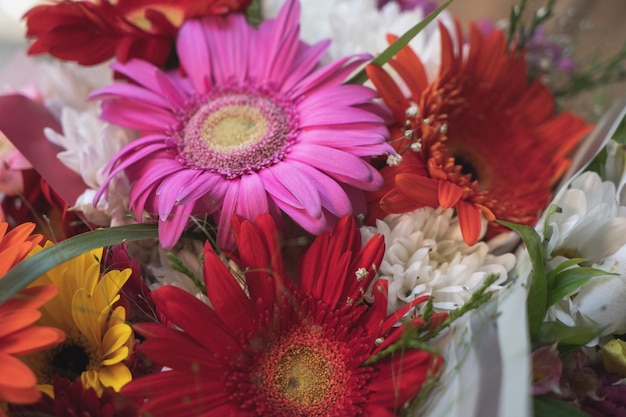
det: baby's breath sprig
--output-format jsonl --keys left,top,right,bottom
{"left": 363, "top": 274, "right": 500, "bottom": 366}
{"left": 553, "top": 41, "right": 626, "bottom": 99}
{"left": 507, "top": 0, "right": 556, "bottom": 52}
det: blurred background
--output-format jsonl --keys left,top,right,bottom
{"left": 0, "top": 0, "right": 625, "bottom": 117}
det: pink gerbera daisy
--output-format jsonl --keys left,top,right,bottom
{"left": 122, "top": 214, "right": 444, "bottom": 417}
{"left": 93, "top": 0, "right": 393, "bottom": 249}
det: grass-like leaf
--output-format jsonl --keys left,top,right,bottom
{"left": 345, "top": 0, "right": 453, "bottom": 85}
{"left": 498, "top": 221, "right": 547, "bottom": 340}
{"left": 547, "top": 266, "right": 614, "bottom": 307}
{"left": 0, "top": 224, "right": 159, "bottom": 304}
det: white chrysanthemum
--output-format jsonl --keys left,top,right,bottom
{"left": 360, "top": 207, "right": 515, "bottom": 313}
{"left": 538, "top": 171, "right": 626, "bottom": 264}
{"left": 145, "top": 238, "right": 207, "bottom": 302}
{"left": 44, "top": 107, "right": 135, "bottom": 226}
{"left": 35, "top": 60, "right": 112, "bottom": 118}
{"left": 262, "top": 0, "right": 452, "bottom": 76}
{"left": 543, "top": 171, "right": 626, "bottom": 337}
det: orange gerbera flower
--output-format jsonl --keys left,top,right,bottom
{"left": 0, "top": 216, "right": 65, "bottom": 409}
{"left": 0, "top": 216, "right": 42, "bottom": 277}
{"left": 365, "top": 22, "right": 593, "bottom": 245}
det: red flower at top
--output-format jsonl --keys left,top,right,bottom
{"left": 365, "top": 22, "right": 593, "bottom": 245}
{"left": 122, "top": 214, "right": 445, "bottom": 417}
{"left": 24, "top": 0, "right": 252, "bottom": 67}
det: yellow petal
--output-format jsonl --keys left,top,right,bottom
{"left": 602, "top": 339, "right": 626, "bottom": 376}
{"left": 93, "top": 269, "right": 131, "bottom": 313}
{"left": 71, "top": 288, "right": 101, "bottom": 345}
{"left": 98, "top": 363, "right": 132, "bottom": 391}
{"left": 102, "top": 346, "right": 129, "bottom": 366}
{"left": 102, "top": 323, "right": 132, "bottom": 358}
{"left": 81, "top": 369, "right": 102, "bottom": 395}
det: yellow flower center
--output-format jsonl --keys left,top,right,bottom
{"left": 202, "top": 105, "right": 268, "bottom": 152}
{"left": 275, "top": 347, "right": 332, "bottom": 407}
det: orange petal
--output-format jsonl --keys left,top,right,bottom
{"left": 365, "top": 63, "right": 410, "bottom": 121}
{"left": 394, "top": 174, "right": 440, "bottom": 207}
{"left": 0, "top": 326, "right": 65, "bottom": 355}
{"left": 456, "top": 200, "right": 483, "bottom": 246}
{"left": 438, "top": 181, "right": 463, "bottom": 209}
{"left": 0, "top": 285, "right": 59, "bottom": 313}
{"left": 0, "top": 310, "right": 41, "bottom": 339}
{"left": 379, "top": 189, "right": 422, "bottom": 214}
{"left": 0, "top": 353, "right": 36, "bottom": 388}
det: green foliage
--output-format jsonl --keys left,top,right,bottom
{"left": 547, "top": 266, "right": 613, "bottom": 307}
{"left": 345, "top": 0, "right": 453, "bottom": 85}
{"left": 0, "top": 224, "right": 159, "bottom": 305}
{"left": 166, "top": 252, "right": 206, "bottom": 294}
{"left": 498, "top": 221, "right": 546, "bottom": 340}
{"left": 554, "top": 41, "right": 626, "bottom": 99}
{"left": 534, "top": 395, "right": 591, "bottom": 417}
{"left": 537, "top": 322, "right": 603, "bottom": 347}
{"left": 245, "top": 0, "right": 263, "bottom": 27}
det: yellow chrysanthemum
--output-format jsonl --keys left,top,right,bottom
{"left": 25, "top": 242, "right": 133, "bottom": 396}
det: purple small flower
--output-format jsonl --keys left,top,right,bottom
{"left": 532, "top": 344, "right": 563, "bottom": 395}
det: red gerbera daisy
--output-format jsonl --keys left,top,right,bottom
{"left": 122, "top": 214, "right": 444, "bottom": 416}
{"left": 365, "top": 22, "right": 593, "bottom": 245}
{"left": 24, "top": 0, "right": 252, "bottom": 67}
{"left": 8, "top": 376, "right": 139, "bottom": 417}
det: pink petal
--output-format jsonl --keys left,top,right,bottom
{"left": 110, "top": 60, "right": 163, "bottom": 92}
{"left": 90, "top": 83, "right": 169, "bottom": 109}
{"left": 176, "top": 172, "right": 223, "bottom": 205}
{"left": 298, "top": 106, "right": 384, "bottom": 128}
{"left": 216, "top": 179, "right": 240, "bottom": 248}
{"left": 155, "top": 71, "right": 188, "bottom": 108}
{"left": 158, "top": 202, "right": 195, "bottom": 249}
{"left": 259, "top": 164, "right": 322, "bottom": 219}
{"left": 297, "top": 84, "right": 378, "bottom": 111}
{"left": 100, "top": 99, "right": 176, "bottom": 131}
{"left": 156, "top": 170, "right": 203, "bottom": 220}
{"left": 177, "top": 19, "right": 212, "bottom": 93}
{"left": 288, "top": 144, "right": 383, "bottom": 191}
{"left": 287, "top": 160, "right": 351, "bottom": 217}
{"left": 281, "top": 39, "right": 330, "bottom": 92}
{"left": 236, "top": 173, "right": 269, "bottom": 220}
{"left": 290, "top": 53, "right": 371, "bottom": 97}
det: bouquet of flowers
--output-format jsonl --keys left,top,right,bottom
{"left": 1, "top": 0, "right": 626, "bottom": 416}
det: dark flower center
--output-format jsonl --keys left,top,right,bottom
{"left": 50, "top": 342, "right": 91, "bottom": 381}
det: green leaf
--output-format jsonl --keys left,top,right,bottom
{"left": 245, "top": 0, "right": 263, "bottom": 28}
{"left": 537, "top": 322, "right": 603, "bottom": 347}
{"left": 534, "top": 395, "right": 591, "bottom": 417}
{"left": 0, "top": 224, "right": 159, "bottom": 305}
{"left": 498, "top": 221, "right": 547, "bottom": 340}
{"left": 546, "top": 257, "right": 587, "bottom": 287}
{"left": 540, "top": 204, "right": 562, "bottom": 246}
{"left": 547, "top": 266, "right": 614, "bottom": 307}
{"left": 345, "top": 0, "right": 453, "bottom": 85}
{"left": 585, "top": 147, "right": 608, "bottom": 178}
{"left": 612, "top": 109, "right": 626, "bottom": 144}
